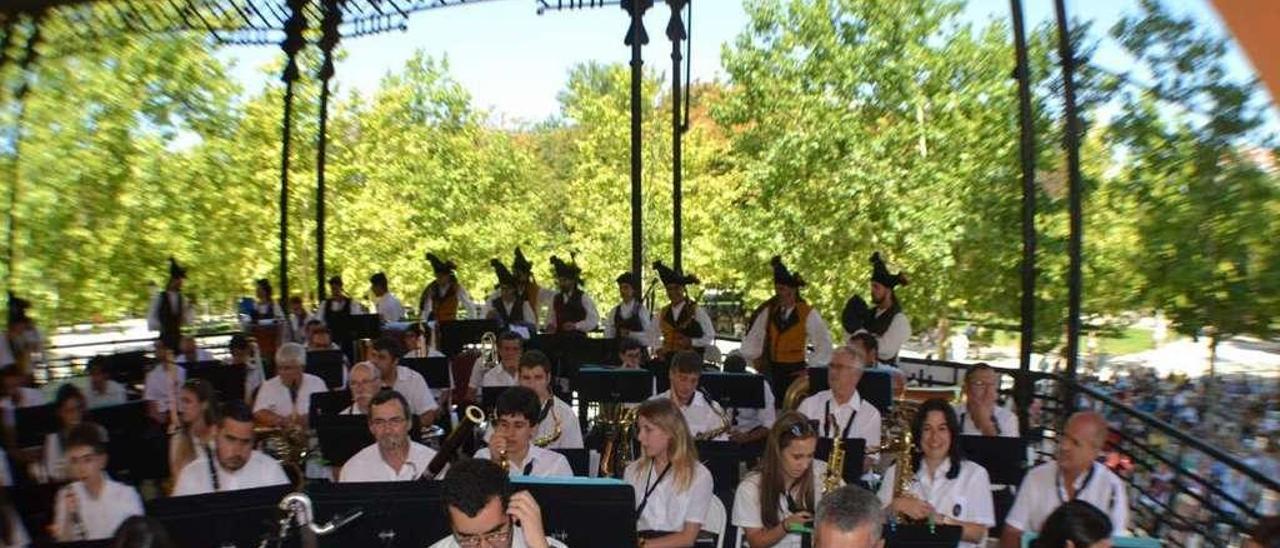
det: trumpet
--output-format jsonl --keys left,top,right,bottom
{"left": 498, "top": 448, "right": 509, "bottom": 472}
{"left": 62, "top": 490, "right": 87, "bottom": 541}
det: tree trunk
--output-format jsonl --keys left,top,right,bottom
{"left": 1207, "top": 333, "right": 1218, "bottom": 378}
{"left": 936, "top": 317, "right": 950, "bottom": 361}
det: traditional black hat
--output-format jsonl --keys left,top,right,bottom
{"left": 491, "top": 259, "right": 517, "bottom": 287}
{"left": 370, "top": 272, "right": 388, "bottom": 287}
{"left": 549, "top": 256, "right": 582, "bottom": 282}
{"left": 770, "top": 255, "right": 806, "bottom": 288}
{"left": 328, "top": 275, "right": 343, "bottom": 286}
{"left": 7, "top": 292, "right": 30, "bottom": 325}
{"left": 168, "top": 257, "right": 187, "bottom": 281}
{"left": 653, "top": 261, "right": 699, "bottom": 286}
{"left": 427, "top": 253, "right": 457, "bottom": 276}
{"left": 841, "top": 294, "right": 870, "bottom": 334}
{"left": 870, "top": 252, "right": 908, "bottom": 289}
{"left": 616, "top": 271, "right": 639, "bottom": 287}
{"left": 255, "top": 278, "right": 272, "bottom": 293}
{"left": 512, "top": 247, "right": 533, "bottom": 275}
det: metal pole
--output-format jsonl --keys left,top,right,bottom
{"left": 278, "top": 0, "right": 307, "bottom": 310}
{"left": 315, "top": 0, "right": 342, "bottom": 304}
{"left": 1010, "top": 0, "right": 1037, "bottom": 434}
{"left": 623, "top": 0, "right": 652, "bottom": 297}
{"left": 667, "top": 0, "right": 686, "bottom": 272}
{"left": 1053, "top": 0, "right": 1085, "bottom": 415}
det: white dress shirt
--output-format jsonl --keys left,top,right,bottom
{"left": 731, "top": 462, "right": 829, "bottom": 548}
{"left": 648, "top": 301, "right": 717, "bottom": 349}
{"left": 855, "top": 308, "right": 911, "bottom": 361}
{"left": 428, "top": 526, "right": 568, "bottom": 548}
{"left": 53, "top": 478, "right": 144, "bottom": 540}
{"left": 85, "top": 380, "right": 127, "bottom": 409}
{"left": 544, "top": 291, "right": 600, "bottom": 333}
{"left": 253, "top": 373, "right": 328, "bottom": 418}
{"left": 534, "top": 396, "right": 584, "bottom": 450}
{"left": 481, "top": 365, "right": 520, "bottom": 388}
{"left": 740, "top": 305, "right": 834, "bottom": 367}
{"left": 877, "top": 458, "right": 995, "bottom": 548}
{"left": 375, "top": 292, "right": 406, "bottom": 323}
{"left": 651, "top": 390, "right": 728, "bottom": 441}
{"left": 339, "top": 441, "right": 437, "bottom": 482}
{"left": 172, "top": 450, "right": 289, "bottom": 496}
{"left": 473, "top": 446, "right": 573, "bottom": 478}
{"left": 626, "top": 459, "right": 714, "bottom": 533}
{"left": 174, "top": 349, "right": 216, "bottom": 364}
{"left": 954, "top": 403, "right": 1020, "bottom": 438}
{"left": 603, "top": 300, "right": 653, "bottom": 346}
{"left": 1005, "top": 461, "right": 1129, "bottom": 534}
{"left": 388, "top": 366, "right": 439, "bottom": 416}
{"left": 144, "top": 365, "right": 186, "bottom": 414}
{"left": 797, "top": 389, "right": 881, "bottom": 450}
{"left": 732, "top": 379, "right": 778, "bottom": 432}
{"left": 318, "top": 298, "right": 366, "bottom": 325}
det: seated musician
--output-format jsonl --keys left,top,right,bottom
{"left": 370, "top": 336, "right": 439, "bottom": 427}
{"left": 227, "top": 334, "right": 264, "bottom": 402}
{"left": 473, "top": 387, "right": 573, "bottom": 478}
{"left": 723, "top": 353, "right": 777, "bottom": 446}
{"left": 51, "top": 423, "right": 143, "bottom": 541}
{"left": 813, "top": 485, "right": 885, "bottom": 548}
{"left": 618, "top": 336, "right": 647, "bottom": 370}
{"left": 796, "top": 345, "right": 881, "bottom": 471}
{"left": 876, "top": 398, "right": 995, "bottom": 548}
{"left": 342, "top": 361, "right": 380, "bottom": 415}
{"left": 648, "top": 261, "right": 716, "bottom": 362}
{"left": 543, "top": 255, "right": 599, "bottom": 334}
{"left": 172, "top": 400, "right": 289, "bottom": 495}
{"left": 169, "top": 379, "right": 219, "bottom": 480}
{"left": 471, "top": 331, "right": 525, "bottom": 399}
{"left": 1000, "top": 411, "right": 1128, "bottom": 547}
{"left": 285, "top": 295, "right": 310, "bottom": 344}
{"left": 143, "top": 340, "right": 184, "bottom": 426}
{"left": 487, "top": 259, "right": 536, "bottom": 335}
{"left": 625, "top": 398, "right": 714, "bottom": 547}
{"left": 603, "top": 271, "right": 653, "bottom": 347}
{"left": 305, "top": 321, "right": 340, "bottom": 352}
{"left": 956, "top": 363, "right": 1019, "bottom": 437}
{"left": 517, "top": 350, "right": 583, "bottom": 450}
{"left": 430, "top": 458, "right": 567, "bottom": 548}
{"left": 44, "top": 384, "right": 103, "bottom": 482}
{"left": 174, "top": 335, "right": 215, "bottom": 365}
{"left": 84, "top": 357, "right": 126, "bottom": 409}
{"left": 732, "top": 412, "right": 828, "bottom": 548}
{"left": 253, "top": 343, "right": 327, "bottom": 429}
{"left": 651, "top": 350, "right": 729, "bottom": 441}
{"left": 402, "top": 323, "right": 444, "bottom": 358}
{"left": 339, "top": 389, "right": 437, "bottom": 482}
{"left": 741, "top": 256, "right": 833, "bottom": 402}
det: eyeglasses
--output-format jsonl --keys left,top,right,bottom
{"left": 453, "top": 522, "right": 512, "bottom": 548}
{"left": 967, "top": 380, "right": 996, "bottom": 390}
{"left": 370, "top": 416, "right": 407, "bottom": 428}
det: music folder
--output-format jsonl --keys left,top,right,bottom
{"left": 699, "top": 371, "right": 767, "bottom": 409}
{"left": 438, "top": 319, "right": 501, "bottom": 357}
{"left": 401, "top": 356, "right": 452, "bottom": 389}
{"left": 316, "top": 414, "right": 376, "bottom": 467}
{"left": 576, "top": 366, "right": 655, "bottom": 403}
{"left": 959, "top": 435, "right": 1028, "bottom": 486}
{"left": 184, "top": 360, "right": 247, "bottom": 402}
{"left": 306, "top": 349, "right": 348, "bottom": 389}
{"left": 481, "top": 385, "right": 513, "bottom": 412}
{"left": 147, "top": 485, "right": 293, "bottom": 548}
{"left": 348, "top": 313, "right": 384, "bottom": 341}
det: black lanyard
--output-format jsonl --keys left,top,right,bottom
{"left": 960, "top": 412, "right": 1002, "bottom": 436}
{"left": 784, "top": 478, "right": 812, "bottom": 548}
{"left": 636, "top": 462, "right": 672, "bottom": 516}
{"left": 537, "top": 398, "right": 554, "bottom": 424}
{"left": 523, "top": 459, "right": 535, "bottom": 476}
{"left": 206, "top": 445, "right": 220, "bottom": 492}
{"left": 823, "top": 400, "right": 856, "bottom": 439}
{"left": 1056, "top": 463, "right": 1097, "bottom": 503}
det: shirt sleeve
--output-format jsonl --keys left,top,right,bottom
{"left": 419, "top": 379, "right": 440, "bottom": 413}
{"left": 52, "top": 485, "right": 69, "bottom": 540}
{"left": 543, "top": 301, "right": 558, "bottom": 332}
{"left": 171, "top": 463, "right": 200, "bottom": 496}
{"left": 1002, "top": 470, "right": 1036, "bottom": 532}
{"left": 966, "top": 465, "right": 997, "bottom": 527}
{"left": 877, "top": 313, "right": 911, "bottom": 361}
{"left": 265, "top": 459, "right": 291, "bottom": 487}
{"left": 457, "top": 286, "right": 475, "bottom": 319}
{"left": 876, "top": 464, "right": 896, "bottom": 506}
{"left": 739, "top": 312, "right": 769, "bottom": 361}
{"left": 252, "top": 384, "right": 276, "bottom": 413}
{"left": 731, "top": 477, "right": 764, "bottom": 529}
{"left": 549, "top": 455, "right": 574, "bottom": 477}
{"left": 636, "top": 305, "right": 655, "bottom": 347}
{"left": 1109, "top": 475, "right": 1130, "bottom": 532}
{"left": 419, "top": 293, "right": 433, "bottom": 322}
{"left": 559, "top": 404, "right": 585, "bottom": 449}
{"left": 146, "top": 294, "right": 162, "bottom": 331}
{"left": 602, "top": 306, "right": 618, "bottom": 338}
{"left": 683, "top": 466, "right": 715, "bottom": 525}
{"left": 759, "top": 384, "right": 777, "bottom": 428}
{"left": 576, "top": 293, "right": 599, "bottom": 332}
{"left": 1000, "top": 408, "right": 1020, "bottom": 438}
{"left": 692, "top": 308, "right": 717, "bottom": 348}
{"left": 806, "top": 309, "right": 834, "bottom": 367}
{"left": 520, "top": 302, "right": 536, "bottom": 327}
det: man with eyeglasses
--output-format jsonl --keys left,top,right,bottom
{"left": 797, "top": 345, "right": 881, "bottom": 470}
{"left": 342, "top": 362, "right": 381, "bottom": 415}
{"left": 430, "top": 458, "right": 566, "bottom": 548}
{"left": 340, "top": 389, "right": 437, "bottom": 482}
{"left": 955, "top": 364, "right": 1018, "bottom": 437}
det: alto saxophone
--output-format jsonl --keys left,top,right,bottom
{"left": 598, "top": 404, "right": 637, "bottom": 478}
{"left": 823, "top": 417, "right": 846, "bottom": 493}
{"left": 695, "top": 404, "right": 732, "bottom": 441}
{"left": 533, "top": 405, "right": 563, "bottom": 448}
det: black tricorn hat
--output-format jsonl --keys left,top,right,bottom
{"left": 616, "top": 271, "right": 639, "bottom": 287}
{"left": 370, "top": 272, "right": 388, "bottom": 287}
{"left": 427, "top": 253, "right": 457, "bottom": 275}
{"left": 770, "top": 255, "right": 806, "bottom": 288}
{"left": 168, "top": 257, "right": 187, "bottom": 281}
{"left": 328, "top": 275, "right": 343, "bottom": 286}
{"left": 512, "top": 247, "right": 533, "bottom": 275}
{"left": 7, "top": 292, "right": 30, "bottom": 325}
{"left": 870, "top": 252, "right": 908, "bottom": 289}
{"left": 491, "top": 259, "right": 517, "bottom": 287}
{"left": 255, "top": 278, "right": 272, "bottom": 294}
{"left": 550, "top": 255, "right": 582, "bottom": 281}
{"left": 653, "top": 261, "right": 699, "bottom": 286}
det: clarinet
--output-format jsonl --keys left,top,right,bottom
{"left": 64, "top": 490, "right": 87, "bottom": 541}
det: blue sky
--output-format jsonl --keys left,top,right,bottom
{"left": 218, "top": 0, "right": 1274, "bottom": 125}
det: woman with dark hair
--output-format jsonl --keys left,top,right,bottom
{"left": 111, "top": 516, "right": 176, "bottom": 548}
{"left": 168, "top": 379, "right": 219, "bottom": 481}
{"left": 1032, "top": 500, "right": 1112, "bottom": 548}
{"left": 731, "top": 411, "right": 826, "bottom": 548}
{"left": 44, "top": 384, "right": 102, "bottom": 481}
{"left": 877, "top": 397, "right": 994, "bottom": 547}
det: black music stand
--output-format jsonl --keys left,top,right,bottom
{"left": 88, "top": 401, "right": 151, "bottom": 478}
{"left": 813, "top": 437, "right": 867, "bottom": 485}
{"left": 700, "top": 372, "right": 767, "bottom": 410}
{"left": 513, "top": 477, "right": 638, "bottom": 547}
{"left": 401, "top": 357, "right": 452, "bottom": 389}
{"left": 306, "top": 349, "right": 348, "bottom": 389}
{"left": 310, "top": 391, "right": 354, "bottom": 423}
{"left": 550, "top": 448, "right": 589, "bottom": 477}
{"left": 348, "top": 313, "right": 384, "bottom": 340}
{"left": 559, "top": 337, "right": 620, "bottom": 380}
{"left": 185, "top": 361, "right": 247, "bottom": 403}
{"left": 481, "top": 386, "right": 513, "bottom": 412}
{"left": 807, "top": 367, "right": 894, "bottom": 413}
{"left": 697, "top": 439, "right": 766, "bottom": 492}
{"left": 958, "top": 435, "right": 1028, "bottom": 486}
{"left": 307, "top": 481, "right": 448, "bottom": 547}
{"left": 884, "top": 523, "right": 963, "bottom": 548}
{"left": 576, "top": 367, "right": 655, "bottom": 404}
{"left": 101, "top": 350, "right": 152, "bottom": 386}
{"left": 438, "top": 319, "right": 501, "bottom": 357}
{"left": 316, "top": 414, "right": 375, "bottom": 467}
{"left": 147, "top": 485, "right": 294, "bottom": 548}
{"left": 14, "top": 403, "right": 56, "bottom": 448}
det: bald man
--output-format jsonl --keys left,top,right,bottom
{"left": 1000, "top": 411, "right": 1128, "bottom": 546}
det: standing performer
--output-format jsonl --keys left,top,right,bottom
{"left": 840, "top": 252, "right": 911, "bottom": 363}
{"left": 3, "top": 293, "right": 43, "bottom": 375}
{"left": 511, "top": 247, "right": 553, "bottom": 326}
{"left": 543, "top": 256, "right": 598, "bottom": 334}
{"left": 603, "top": 272, "right": 653, "bottom": 347}
{"left": 249, "top": 279, "right": 280, "bottom": 325}
{"left": 318, "top": 276, "right": 364, "bottom": 359}
{"left": 146, "top": 257, "right": 192, "bottom": 352}
{"left": 486, "top": 259, "right": 535, "bottom": 335}
{"left": 649, "top": 261, "right": 715, "bottom": 361}
{"left": 741, "top": 256, "right": 834, "bottom": 402}
{"left": 419, "top": 253, "right": 474, "bottom": 323}
{"left": 370, "top": 272, "right": 406, "bottom": 323}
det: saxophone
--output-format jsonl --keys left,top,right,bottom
{"left": 533, "top": 404, "right": 563, "bottom": 448}
{"left": 598, "top": 404, "right": 637, "bottom": 478}
{"left": 823, "top": 419, "right": 846, "bottom": 493}
{"left": 695, "top": 402, "right": 732, "bottom": 441}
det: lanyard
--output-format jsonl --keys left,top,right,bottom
{"left": 538, "top": 398, "right": 554, "bottom": 424}
{"left": 823, "top": 400, "right": 856, "bottom": 439}
{"left": 636, "top": 462, "right": 672, "bottom": 516}
{"left": 1056, "top": 464, "right": 1097, "bottom": 503}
